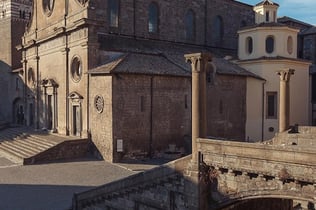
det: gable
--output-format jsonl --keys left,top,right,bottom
{"left": 25, "top": 0, "right": 89, "bottom": 42}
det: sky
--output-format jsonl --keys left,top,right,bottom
{"left": 238, "top": 0, "right": 316, "bottom": 25}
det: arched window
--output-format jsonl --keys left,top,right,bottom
{"left": 185, "top": 9, "right": 195, "bottom": 40}
{"left": 287, "top": 36, "right": 293, "bottom": 54}
{"left": 213, "top": 15, "right": 224, "bottom": 44}
{"left": 28, "top": 68, "right": 35, "bottom": 84}
{"left": 240, "top": 20, "right": 247, "bottom": 27}
{"left": 266, "top": 36, "right": 274, "bottom": 54}
{"left": 246, "top": 37, "right": 253, "bottom": 54}
{"left": 148, "top": 2, "right": 159, "bottom": 33}
{"left": 108, "top": 0, "right": 119, "bottom": 28}
{"left": 265, "top": 11, "right": 269, "bottom": 22}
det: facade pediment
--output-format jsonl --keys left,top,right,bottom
{"left": 23, "top": 0, "right": 90, "bottom": 44}
{"left": 68, "top": 92, "right": 84, "bottom": 100}
{"left": 41, "top": 78, "right": 59, "bottom": 87}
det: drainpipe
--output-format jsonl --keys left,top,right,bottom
{"left": 261, "top": 81, "right": 265, "bottom": 142}
{"left": 149, "top": 76, "right": 153, "bottom": 158}
{"left": 133, "top": 0, "right": 136, "bottom": 38}
{"left": 36, "top": 47, "right": 40, "bottom": 129}
{"left": 65, "top": 44, "right": 69, "bottom": 136}
{"left": 204, "top": 0, "right": 208, "bottom": 46}
{"left": 23, "top": 53, "right": 27, "bottom": 126}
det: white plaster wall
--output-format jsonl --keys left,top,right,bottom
{"left": 246, "top": 77, "right": 264, "bottom": 142}
{"left": 241, "top": 60, "right": 310, "bottom": 141}
{"left": 238, "top": 28, "right": 298, "bottom": 60}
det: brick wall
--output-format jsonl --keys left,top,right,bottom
{"left": 206, "top": 75, "right": 247, "bottom": 140}
{"left": 93, "top": 0, "right": 254, "bottom": 49}
{"left": 112, "top": 74, "right": 191, "bottom": 161}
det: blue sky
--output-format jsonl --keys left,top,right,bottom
{"left": 238, "top": 0, "right": 316, "bottom": 25}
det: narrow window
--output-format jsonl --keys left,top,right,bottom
{"left": 266, "top": 92, "right": 277, "bottom": 119}
{"left": 108, "top": 0, "right": 119, "bottom": 28}
{"left": 148, "top": 2, "right": 159, "bottom": 33}
{"left": 265, "top": 11, "right": 269, "bottom": 22}
{"left": 246, "top": 37, "right": 253, "bottom": 54}
{"left": 240, "top": 20, "right": 247, "bottom": 27}
{"left": 140, "top": 96, "right": 145, "bottom": 112}
{"left": 219, "top": 100, "right": 223, "bottom": 114}
{"left": 287, "top": 36, "right": 293, "bottom": 54}
{"left": 16, "top": 78, "right": 19, "bottom": 90}
{"left": 266, "top": 36, "right": 274, "bottom": 54}
{"left": 185, "top": 95, "right": 188, "bottom": 109}
{"left": 185, "top": 9, "right": 195, "bottom": 40}
{"left": 273, "top": 11, "right": 276, "bottom": 22}
{"left": 213, "top": 15, "right": 224, "bottom": 45}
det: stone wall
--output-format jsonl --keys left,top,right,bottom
{"left": 197, "top": 138, "right": 316, "bottom": 208}
{"left": 93, "top": 0, "right": 254, "bottom": 49}
{"left": 89, "top": 75, "right": 114, "bottom": 162}
{"left": 72, "top": 155, "right": 195, "bottom": 210}
{"left": 23, "top": 139, "right": 90, "bottom": 165}
{"left": 207, "top": 75, "right": 247, "bottom": 140}
{"left": 89, "top": 73, "right": 190, "bottom": 162}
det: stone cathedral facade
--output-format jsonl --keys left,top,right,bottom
{"left": 1, "top": 0, "right": 310, "bottom": 162}
{"left": 15, "top": 0, "right": 258, "bottom": 162}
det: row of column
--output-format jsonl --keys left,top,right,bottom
{"left": 185, "top": 53, "right": 295, "bottom": 162}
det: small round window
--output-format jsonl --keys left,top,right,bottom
{"left": 265, "top": 36, "right": 274, "bottom": 54}
{"left": 287, "top": 36, "right": 293, "bottom": 54}
{"left": 94, "top": 95, "right": 104, "bottom": 113}
{"left": 42, "top": 0, "right": 54, "bottom": 16}
{"left": 71, "top": 57, "right": 82, "bottom": 82}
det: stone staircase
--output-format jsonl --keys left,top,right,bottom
{"left": 0, "top": 126, "right": 90, "bottom": 164}
{"left": 72, "top": 156, "right": 192, "bottom": 210}
{"left": 271, "top": 126, "right": 316, "bottom": 147}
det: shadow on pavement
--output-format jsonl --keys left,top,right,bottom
{"left": 0, "top": 184, "right": 94, "bottom": 210}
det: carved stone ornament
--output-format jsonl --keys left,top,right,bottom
{"left": 94, "top": 95, "right": 104, "bottom": 113}
{"left": 77, "top": 0, "right": 88, "bottom": 5}
{"left": 43, "top": 0, "right": 54, "bottom": 16}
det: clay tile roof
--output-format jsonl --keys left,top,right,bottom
{"left": 94, "top": 35, "right": 263, "bottom": 79}
{"left": 88, "top": 52, "right": 190, "bottom": 77}
{"left": 300, "top": 26, "right": 316, "bottom": 35}
{"left": 255, "top": 0, "right": 279, "bottom": 6}
{"left": 213, "top": 57, "right": 264, "bottom": 80}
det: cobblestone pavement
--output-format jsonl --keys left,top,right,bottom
{"left": 0, "top": 154, "right": 166, "bottom": 210}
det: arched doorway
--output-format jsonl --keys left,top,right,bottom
{"left": 12, "top": 97, "right": 24, "bottom": 125}
{"left": 68, "top": 92, "right": 83, "bottom": 137}
{"left": 41, "top": 78, "right": 58, "bottom": 132}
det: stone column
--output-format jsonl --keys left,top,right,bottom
{"left": 277, "top": 69, "right": 294, "bottom": 132}
{"left": 185, "top": 53, "right": 212, "bottom": 162}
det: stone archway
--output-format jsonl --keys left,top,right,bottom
{"left": 68, "top": 92, "right": 83, "bottom": 137}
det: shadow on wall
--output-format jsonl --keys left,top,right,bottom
{"left": 0, "top": 60, "right": 12, "bottom": 122}
{"left": 71, "top": 155, "right": 296, "bottom": 210}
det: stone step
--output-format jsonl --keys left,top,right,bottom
{"left": 12, "top": 140, "right": 43, "bottom": 153}
{"left": 0, "top": 141, "right": 35, "bottom": 157}
{"left": 26, "top": 136, "right": 56, "bottom": 147}
{"left": 0, "top": 128, "right": 28, "bottom": 141}
{"left": 0, "top": 146, "right": 24, "bottom": 164}
{"left": 16, "top": 139, "right": 50, "bottom": 151}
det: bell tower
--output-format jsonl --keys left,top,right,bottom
{"left": 0, "top": 0, "right": 32, "bottom": 124}
{"left": 254, "top": 0, "right": 279, "bottom": 24}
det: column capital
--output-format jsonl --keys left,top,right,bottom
{"left": 277, "top": 69, "right": 295, "bottom": 82}
{"left": 184, "top": 53, "right": 212, "bottom": 73}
